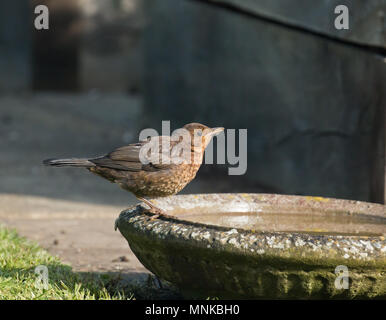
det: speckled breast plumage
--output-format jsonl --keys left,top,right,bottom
{"left": 90, "top": 163, "right": 201, "bottom": 198}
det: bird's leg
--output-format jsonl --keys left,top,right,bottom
{"left": 136, "top": 197, "right": 174, "bottom": 220}
{"left": 137, "top": 197, "right": 164, "bottom": 214}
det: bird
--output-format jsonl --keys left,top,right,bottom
{"left": 43, "top": 123, "right": 224, "bottom": 218}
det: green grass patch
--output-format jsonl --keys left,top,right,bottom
{"left": 0, "top": 225, "right": 129, "bottom": 300}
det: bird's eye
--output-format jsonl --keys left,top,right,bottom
{"left": 196, "top": 131, "right": 202, "bottom": 136}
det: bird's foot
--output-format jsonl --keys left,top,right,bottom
{"left": 147, "top": 207, "right": 175, "bottom": 220}
{"left": 147, "top": 206, "right": 163, "bottom": 220}
{"left": 137, "top": 197, "right": 176, "bottom": 220}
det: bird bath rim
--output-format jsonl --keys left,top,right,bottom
{"left": 117, "top": 193, "right": 385, "bottom": 266}
{"left": 150, "top": 193, "right": 385, "bottom": 235}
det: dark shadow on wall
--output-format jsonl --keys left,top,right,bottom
{"left": 31, "top": 0, "right": 81, "bottom": 91}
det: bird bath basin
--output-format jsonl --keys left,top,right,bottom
{"left": 115, "top": 193, "right": 386, "bottom": 299}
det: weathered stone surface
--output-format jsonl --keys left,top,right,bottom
{"left": 0, "top": 0, "right": 31, "bottom": 92}
{"left": 199, "top": 0, "right": 386, "bottom": 48}
{"left": 116, "top": 194, "right": 386, "bottom": 299}
{"left": 141, "top": 0, "right": 386, "bottom": 203}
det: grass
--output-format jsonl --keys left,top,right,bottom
{"left": 0, "top": 225, "right": 130, "bottom": 300}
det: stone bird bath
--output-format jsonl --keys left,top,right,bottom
{"left": 115, "top": 193, "right": 386, "bottom": 299}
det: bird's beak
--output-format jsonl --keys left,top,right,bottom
{"left": 208, "top": 127, "right": 224, "bottom": 137}
{"left": 201, "top": 127, "right": 224, "bottom": 149}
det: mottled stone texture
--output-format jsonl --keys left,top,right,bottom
{"left": 0, "top": 0, "right": 31, "bottom": 92}
{"left": 116, "top": 194, "right": 386, "bottom": 299}
{"left": 141, "top": 0, "right": 386, "bottom": 203}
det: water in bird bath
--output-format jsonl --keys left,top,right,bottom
{"left": 177, "top": 209, "right": 386, "bottom": 236}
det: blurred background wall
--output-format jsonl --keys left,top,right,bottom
{"left": 141, "top": 0, "right": 386, "bottom": 203}
{"left": 0, "top": 0, "right": 384, "bottom": 203}
{"left": 0, "top": 1, "right": 31, "bottom": 92}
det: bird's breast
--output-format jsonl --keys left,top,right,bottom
{"left": 132, "top": 163, "right": 201, "bottom": 197}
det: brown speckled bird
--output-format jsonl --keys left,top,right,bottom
{"left": 43, "top": 123, "right": 224, "bottom": 218}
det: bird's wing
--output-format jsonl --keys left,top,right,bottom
{"left": 91, "top": 142, "right": 145, "bottom": 171}
{"left": 90, "top": 136, "right": 186, "bottom": 172}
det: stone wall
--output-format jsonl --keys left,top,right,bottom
{"left": 79, "top": 0, "right": 143, "bottom": 93}
{"left": 0, "top": 0, "right": 143, "bottom": 92}
{"left": 0, "top": 1, "right": 31, "bottom": 92}
{"left": 141, "top": 0, "right": 385, "bottom": 203}
{"left": 198, "top": 0, "right": 386, "bottom": 48}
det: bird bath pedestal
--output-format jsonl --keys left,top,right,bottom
{"left": 115, "top": 193, "right": 386, "bottom": 299}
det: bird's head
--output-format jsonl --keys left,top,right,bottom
{"left": 183, "top": 123, "right": 224, "bottom": 150}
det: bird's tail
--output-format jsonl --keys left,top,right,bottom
{"left": 43, "top": 158, "right": 96, "bottom": 168}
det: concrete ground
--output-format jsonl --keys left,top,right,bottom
{"left": 0, "top": 92, "right": 151, "bottom": 282}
